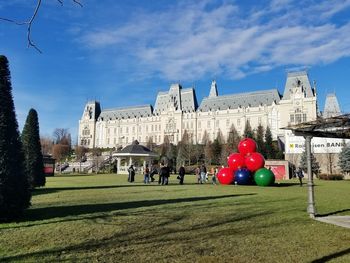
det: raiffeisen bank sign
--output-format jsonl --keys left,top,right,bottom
{"left": 285, "top": 131, "right": 349, "bottom": 154}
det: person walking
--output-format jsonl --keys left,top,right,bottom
{"left": 296, "top": 167, "right": 304, "bottom": 186}
{"left": 143, "top": 164, "right": 150, "bottom": 184}
{"left": 158, "top": 163, "right": 164, "bottom": 185}
{"left": 200, "top": 164, "right": 207, "bottom": 184}
{"left": 178, "top": 165, "right": 185, "bottom": 185}
{"left": 195, "top": 166, "right": 201, "bottom": 184}
{"left": 160, "top": 163, "right": 170, "bottom": 185}
{"left": 150, "top": 164, "right": 157, "bottom": 183}
{"left": 212, "top": 166, "right": 218, "bottom": 185}
{"left": 128, "top": 164, "right": 135, "bottom": 182}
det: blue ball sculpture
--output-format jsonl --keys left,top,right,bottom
{"left": 234, "top": 168, "right": 252, "bottom": 185}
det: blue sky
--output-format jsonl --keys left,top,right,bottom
{"left": 1, "top": 0, "right": 350, "bottom": 142}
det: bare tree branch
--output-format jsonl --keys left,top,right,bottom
{"left": 73, "top": 0, "right": 83, "bottom": 8}
{"left": 27, "top": 0, "right": 43, "bottom": 53}
{"left": 0, "top": 0, "right": 83, "bottom": 53}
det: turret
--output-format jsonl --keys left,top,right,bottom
{"left": 209, "top": 80, "right": 218, "bottom": 98}
{"left": 78, "top": 101, "right": 101, "bottom": 148}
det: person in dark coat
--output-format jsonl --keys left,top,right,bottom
{"left": 178, "top": 166, "right": 185, "bottom": 185}
{"left": 296, "top": 167, "right": 304, "bottom": 186}
{"left": 150, "top": 164, "right": 157, "bottom": 182}
{"left": 160, "top": 163, "right": 170, "bottom": 185}
{"left": 128, "top": 164, "right": 135, "bottom": 182}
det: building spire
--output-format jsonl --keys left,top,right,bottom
{"left": 323, "top": 93, "right": 341, "bottom": 118}
{"left": 209, "top": 80, "right": 218, "bottom": 98}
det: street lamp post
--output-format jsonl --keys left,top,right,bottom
{"left": 304, "top": 135, "right": 316, "bottom": 218}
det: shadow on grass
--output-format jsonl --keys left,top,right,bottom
{"left": 2, "top": 204, "right": 268, "bottom": 262}
{"left": 311, "top": 247, "right": 350, "bottom": 262}
{"left": 32, "top": 182, "right": 209, "bottom": 195}
{"left": 23, "top": 194, "right": 255, "bottom": 222}
{"left": 316, "top": 208, "right": 350, "bottom": 217}
{"left": 272, "top": 182, "right": 303, "bottom": 187}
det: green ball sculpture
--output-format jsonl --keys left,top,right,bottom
{"left": 254, "top": 168, "right": 275, "bottom": 186}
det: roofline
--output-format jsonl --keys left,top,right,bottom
{"left": 201, "top": 89, "right": 281, "bottom": 101}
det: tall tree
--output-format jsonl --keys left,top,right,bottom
{"left": 255, "top": 124, "right": 266, "bottom": 158}
{"left": 177, "top": 130, "right": 190, "bottom": 166}
{"left": 40, "top": 136, "right": 53, "bottom": 155}
{"left": 226, "top": 124, "right": 240, "bottom": 154}
{"left": 0, "top": 55, "right": 31, "bottom": 220}
{"left": 243, "top": 120, "right": 254, "bottom": 138}
{"left": 21, "top": 108, "right": 45, "bottom": 188}
{"left": 75, "top": 145, "right": 88, "bottom": 173}
{"left": 53, "top": 128, "right": 71, "bottom": 146}
{"left": 264, "top": 126, "right": 274, "bottom": 159}
{"left": 212, "top": 130, "right": 223, "bottom": 164}
{"left": 299, "top": 150, "right": 321, "bottom": 177}
{"left": 338, "top": 143, "right": 350, "bottom": 174}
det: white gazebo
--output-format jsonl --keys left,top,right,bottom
{"left": 112, "top": 140, "right": 159, "bottom": 174}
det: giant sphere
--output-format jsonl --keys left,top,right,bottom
{"left": 234, "top": 168, "right": 252, "bottom": 185}
{"left": 254, "top": 168, "right": 275, "bottom": 186}
{"left": 245, "top": 152, "right": 265, "bottom": 172}
{"left": 217, "top": 167, "right": 235, "bottom": 185}
{"left": 238, "top": 138, "right": 257, "bottom": 156}
{"left": 227, "top": 153, "right": 246, "bottom": 170}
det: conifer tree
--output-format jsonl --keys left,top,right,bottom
{"left": 212, "top": 130, "right": 223, "bottom": 165}
{"left": 22, "top": 108, "right": 46, "bottom": 188}
{"left": 299, "top": 150, "right": 321, "bottom": 176}
{"left": 264, "top": 126, "right": 274, "bottom": 159}
{"left": 255, "top": 124, "right": 265, "bottom": 157}
{"left": 243, "top": 120, "right": 254, "bottom": 138}
{"left": 0, "top": 55, "right": 31, "bottom": 220}
{"left": 226, "top": 124, "right": 240, "bottom": 154}
{"left": 338, "top": 143, "right": 350, "bottom": 173}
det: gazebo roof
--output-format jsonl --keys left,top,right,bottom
{"left": 113, "top": 140, "right": 159, "bottom": 157}
{"left": 282, "top": 113, "right": 350, "bottom": 139}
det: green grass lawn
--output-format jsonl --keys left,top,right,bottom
{"left": 0, "top": 174, "right": 350, "bottom": 263}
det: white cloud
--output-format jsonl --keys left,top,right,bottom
{"left": 79, "top": 0, "right": 350, "bottom": 81}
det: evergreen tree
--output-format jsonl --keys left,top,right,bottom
{"left": 212, "top": 130, "right": 223, "bottom": 165}
{"left": 226, "top": 124, "right": 240, "bottom": 154}
{"left": 177, "top": 130, "right": 190, "bottom": 166}
{"left": 338, "top": 143, "right": 350, "bottom": 173}
{"left": 243, "top": 120, "right": 254, "bottom": 138}
{"left": 21, "top": 108, "right": 46, "bottom": 188}
{"left": 0, "top": 55, "right": 31, "bottom": 220}
{"left": 255, "top": 124, "right": 265, "bottom": 157}
{"left": 264, "top": 126, "right": 274, "bottom": 159}
{"left": 299, "top": 150, "right": 321, "bottom": 177}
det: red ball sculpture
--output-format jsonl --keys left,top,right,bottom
{"left": 238, "top": 138, "right": 257, "bottom": 156}
{"left": 227, "top": 153, "right": 246, "bottom": 170}
{"left": 245, "top": 152, "right": 265, "bottom": 172}
{"left": 217, "top": 167, "right": 235, "bottom": 185}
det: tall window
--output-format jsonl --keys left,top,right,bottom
{"left": 237, "top": 119, "right": 241, "bottom": 126}
{"left": 303, "top": 113, "right": 307, "bottom": 122}
{"left": 207, "top": 120, "right": 211, "bottom": 128}
{"left": 226, "top": 119, "right": 230, "bottom": 127}
{"left": 290, "top": 114, "right": 295, "bottom": 123}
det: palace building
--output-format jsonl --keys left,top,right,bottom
{"left": 78, "top": 71, "right": 318, "bottom": 149}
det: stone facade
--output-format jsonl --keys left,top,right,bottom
{"left": 78, "top": 71, "right": 318, "bottom": 149}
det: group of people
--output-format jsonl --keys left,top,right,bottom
{"left": 194, "top": 164, "right": 219, "bottom": 184}
{"left": 128, "top": 163, "right": 218, "bottom": 185}
{"left": 128, "top": 163, "right": 178, "bottom": 185}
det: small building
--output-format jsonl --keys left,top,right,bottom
{"left": 113, "top": 140, "right": 159, "bottom": 174}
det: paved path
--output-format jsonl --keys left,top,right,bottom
{"left": 315, "top": 216, "right": 350, "bottom": 229}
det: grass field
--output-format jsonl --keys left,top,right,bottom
{"left": 0, "top": 174, "right": 350, "bottom": 263}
